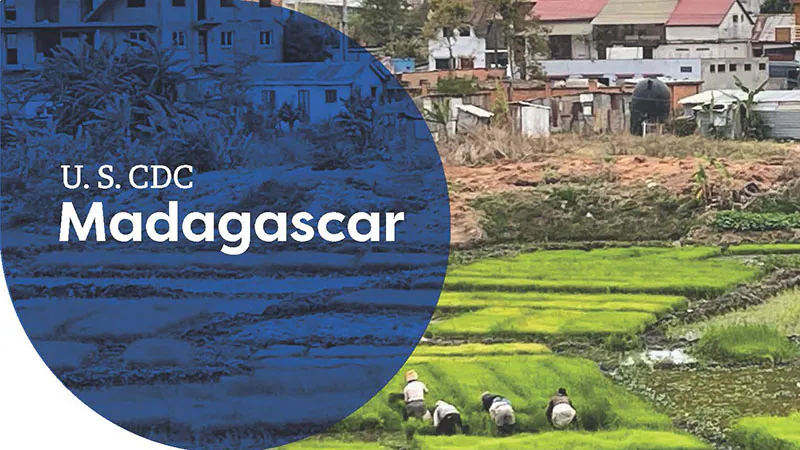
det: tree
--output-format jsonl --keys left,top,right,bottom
{"left": 488, "top": 0, "right": 549, "bottom": 80}
{"left": 761, "top": 0, "right": 792, "bottom": 13}
{"left": 733, "top": 76, "right": 769, "bottom": 140}
{"left": 424, "top": 0, "right": 473, "bottom": 70}
{"left": 281, "top": 12, "right": 335, "bottom": 62}
{"left": 353, "top": 0, "right": 411, "bottom": 45}
{"left": 423, "top": 99, "right": 451, "bottom": 139}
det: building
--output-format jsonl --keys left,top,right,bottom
{"left": 680, "top": 89, "right": 800, "bottom": 140}
{"left": 1, "top": 0, "right": 284, "bottom": 73}
{"left": 591, "top": 0, "right": 679, "bottom": 59}
{"left": 531, "top": 0, "right": 608, "bottom": 60}
{"left": 246, "top": 60, "right": 394, "bottom": 123}
{"left": 427, "top": 0, "right": 514, "bottom": 70}
{"left": 752, "top": 6, "right": 800, "bottom": 61}
{"left": 658, "top": 0, "right": 754, "bottom": 59}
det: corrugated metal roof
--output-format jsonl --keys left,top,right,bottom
{"left": 592, "top": 0, "right": 679, "bottom": 25}
{"left": 456, "top": 104, "right": 495, "bottom": 118}
{"left": 667, "top": 0, "right": 740, "bottom": 27}
{"left": 752, "top": 14, "right": 796, "bottom": 42}
{"left": 532, "top": 0, "right": 609, "bottom": 22}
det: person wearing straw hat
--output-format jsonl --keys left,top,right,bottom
{"left": 403, "top": 369, "right": 430, "bottom": 421}
{"left": 481, "top": 391, "right": 516, "bottom": 435}
{"left": 546, "top": 387, "right": 577, "bottom": 429}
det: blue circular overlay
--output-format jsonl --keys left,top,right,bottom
{"left": 0, "top": 3, "right": 449, "bottom": 449}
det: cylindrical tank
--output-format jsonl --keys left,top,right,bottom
{"left": 630, "top": 79, "right": 671, "bottom": 135}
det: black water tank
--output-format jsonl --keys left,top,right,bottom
{"left": 630, "top": 78, "right": 671, "bottom": 135}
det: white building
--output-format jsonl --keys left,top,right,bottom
{"left": 530, "top": 0, "right": 609, "bottom": 60}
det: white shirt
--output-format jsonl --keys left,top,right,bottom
{"left": 403, "top": 380, "right": 428, "bottom": 403}
{"left": 433, "top": 402, "right": 459, "bottom": 427}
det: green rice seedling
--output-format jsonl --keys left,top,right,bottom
{"left": 670, "top": 288, "right": 800, "bottom": 339}
{"left": 334, "top": 348, "right": 672, "bottom": 435}
{"left": 438, "top": 291, "right": 686, "bottom": 314}
{"left": 726, "top": 244, "right": 800, "bottom": 256}
{"left": 728, "top": 413, "right": 800, "bottom": 450}
{"left": 444, "top": 247, "right": 757, "bottom": 297}
{"left": 429, "top": 308, "right": 658, "bottom": 338}
{"left": 411, "top": 343, "right": 550, "bottom": 357}
{"left": 694, "top": 324, "right": 798, "bottom": 364}
{"left": 280, "top": 439, "right": 385, "bottom": 449}
{"left": 416, "top": 430, "right": 712, "bottom": 450}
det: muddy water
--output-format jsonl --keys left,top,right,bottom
{"left": 619, "top": 365, "right": 800, "bottom": 445}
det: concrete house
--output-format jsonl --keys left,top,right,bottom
{"left": 752, "top": 0, "right": 800, "bottom": 62}
{"left": 658, "top": 0, "right": 754, "bottom": 59}
{"left": 1, "top": 0, "right": 284, "bottom": 73}
{"left": 591, "top": 0, "right": 679, "bottom": 59}
{"left": 531, "top": 0, "right": 608, "bottom": 60}
{"left": 247, "top": 60, "right": 394, "bottom": 123}
{"left": 427, "top": 0, "right": 512, "bottom": 70}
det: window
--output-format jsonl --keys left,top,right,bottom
{"left": 221, "top": 0, "right": 234, "bottom": 6}
{"left": 128, "top": 0, "right": 145, "bottom": 7}
{"left": 733, "top": 15, "right": 739, "bottom": 23}
{"left": 675, "top": 48, "right": 690, "bottom": 52}
{"left": 173, "top": 0, "right": 186, "bottom": 6}
{"left": 759, "top": 63, "right": 766, "bottom": 70}
{"left": 710, "top": 65, "right": 716, "bottom": 73}
{"left": 325, "top": 89, "right": 337, "bottom": 103}
{"left": 729, "top": 64, "right": 737, "bottom": 72}
{"left": 262, "top": 90, "right": 275, "bottom": 110}
{"left": 718, "top": 64, "right": 726, "bottom": 73}
{"left": 220, "top": 31, "right": 234, "bottom": 48}
{"left": 172, "top": 31, "right": 186, "bottom": 48}
{"left": 371, "top": 86, "right": 377, "bottom": 97}
{"left": 435, "top": 58, "right": 451, "bottom": 70}
{"left": 5, "top": 6, "right": 16, "bottom": 23}
{"left": 458, "top": 27, "right": 471, "bottom": 37}
{"left": 442, "top": 27, "right": 453, "bottom": 38}
{"left": 549, "top": 35, "right": 573, "bottom": 60}
{"left": 259, "top": 0, "right": 272, "bottom": 6}
{"left": 643, "top": 47, "right": 654, "bottom": 60}
{"left": 129, "top": 30, "right": 148, "bottom": 42}
{"left": 744, "top": 63, "right": 752, "bottom": 71}
{"left": 680, "top": 66, "right": 693, "bottom": 73}
{"left": 259, "top": 31, "right": 272, "bottom": 47}
{"left": 5, "top": 33, "right": 18, "bottom": 65}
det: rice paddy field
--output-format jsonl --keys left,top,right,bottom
{"left": 275, "top": 245, "right": 800, "bottom": 449}
{"left": 430, "top": 247, "right": 759, "bottom": 339}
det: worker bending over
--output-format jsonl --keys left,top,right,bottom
{"left": 432, "top": 400, "right": 469, "bottom": 435}
{"left": 546, "top": 388, "right": 577, "bottom": 429}
{"left": 481, "top": 392, "right": 516, "bottom": 435}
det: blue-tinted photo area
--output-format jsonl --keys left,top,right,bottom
{"left": 0, "top": 2, "right": 449, "bottom": 448}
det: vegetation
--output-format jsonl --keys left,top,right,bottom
{"left": 729, "top": 413, "right": 800, "bottom": 450}
{"left": 417, "top": 430, "right": 711, "bottom": 450}
{"left": 472, "top": 185, "right": 700, "bottom": 244}
{"left": 423, "top": 0, "right": 472, "bottom": 70}
{"left": 335, "top": 346, "right": 673, "bottom": 435}
{"left": 694, "top": 324, "right": 798, "bottom": 365}
{"left": 761, "top": 0, "right": 793, "bottom": 14}
{"left": 436, "top": 77, "right": 479, "bottom": 96}
{"left": 671, "top": 288, "right": 800, "bottom": 339}
{"left": 715, "top": 211, "right": 800, "bottom": 232}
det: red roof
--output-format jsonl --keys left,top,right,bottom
{"left": 667, "top": 0, "right": 741, "bottom": 26}
{"left": 532, "top": 0, "right": 609, "bottom": 22}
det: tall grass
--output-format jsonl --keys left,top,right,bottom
{"left": 694, "top": 324, "right": 798, "bottom": 364}
{"left": 728, "top": 413, "right": 800, "bottom": 450}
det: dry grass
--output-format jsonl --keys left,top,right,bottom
{"left": 437, "top": 127, "right": 797, "bottom": 166}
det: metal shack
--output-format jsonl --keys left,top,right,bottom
{"left": 680, "top": 90, "right": 800, "bottom": 140}
{"left": 509, "top": 102, "right": 552, "bottom": 137}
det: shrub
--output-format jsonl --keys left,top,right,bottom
{"left": 694, "top": 324, "right": 798, "bottom": 364}
{"left": 715, "top": 210, "right": 800, "bottom": 232}
{"left": 436, "top": 77, "right": 479, "bottom": 96}
{"left": 668, "top": 116, "right": 698, "bottom": 137}
{"left": 728, "top": 413, "right": 800, "bottom": 450}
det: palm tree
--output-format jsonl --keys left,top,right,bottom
{"left": 424, "top": 99, "right": 451, "bottom": 139}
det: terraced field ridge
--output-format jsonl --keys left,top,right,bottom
{"left": 432, "top": 247, "right": 760, "bottom": 339}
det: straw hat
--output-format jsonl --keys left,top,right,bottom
{"left": 405, "top": 370, "right": 419, "bottom": 382}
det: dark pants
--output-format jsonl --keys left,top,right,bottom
{"left": 405, "top": 400, "right": 427, "bottom": 420}
{"left": 436, "top": 413, "right": 463, "bottom": 435}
